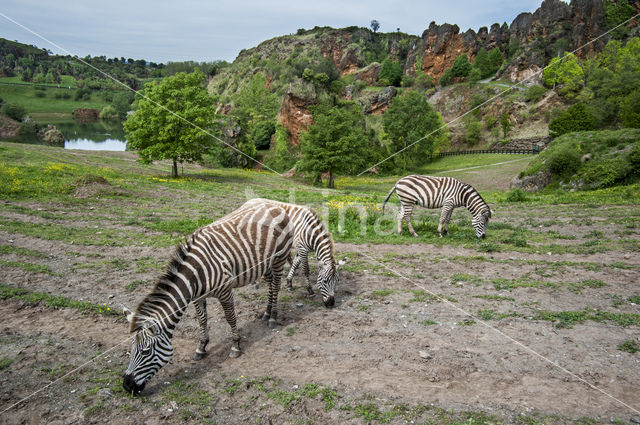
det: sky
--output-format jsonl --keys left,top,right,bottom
{"left": 1, "top": 1, "right": 545, "bottom": 64}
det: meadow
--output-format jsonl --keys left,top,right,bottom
{"left": 0, "top": 141, "right": 639, "bottom": 424}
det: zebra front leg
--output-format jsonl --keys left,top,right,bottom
{"left": 438, "top": 202, "right": 454, "bottom": 238}
{"left": 192, "top": 298, "right": 210, "bottom": 360}
{"left": 300, "top": 251, "right": 315, "bottom": 296}
{"left": 218, "top": 292, "right": 242, "bottom": 358}
{"left": 286, "top": 251, "right": 303, "bottom": 292}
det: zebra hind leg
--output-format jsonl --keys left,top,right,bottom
{"left": 218, "top": 292, "right": 242, "bottom": 358}
{"left": 400, "top": 203, "right": 419, "bottom": 237}
{"left": 263, "top": 259, "right": 286, "bottom": 329}
{"left": 192, "top": 298, "right": 209, "bottom": 360}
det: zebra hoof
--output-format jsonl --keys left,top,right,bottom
{"left": 261, "top": 312, "right": 270, "bottom": 321}
{"left": 229, "top": 347, "right": 241, "bottom": 358}
{"left": 193, "top": 351, "right": 206, "bottom": 361}
{"left": 268, "top": 319, "right": 278, "bottom": 329}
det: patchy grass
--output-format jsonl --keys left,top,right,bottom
{"left": 0, "top": 283, "right": 119, "bottom": 316}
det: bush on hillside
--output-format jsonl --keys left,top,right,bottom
{"left": 2, "top": 103, "right": 27, "bottom": 121}
{"left": 547, "top": 143, "right": 581, "bottom": 177}
{"left": 525, "top": 85, "right": 547, "bottom": 102}
{"left": 506, "top": 188, "right": 528, "bottom": 202}
{"left": 99, "top": 105, "right": 119, "bottom": 121}
{"left": 549, "top": 103, "right": 596, "bottom": 136}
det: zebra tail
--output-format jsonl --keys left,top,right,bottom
{"left": 382, "top": 185, "right": 398, "bottom": 214}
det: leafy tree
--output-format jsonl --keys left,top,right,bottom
{"left": 227, "top": 73, "right": 279, "bottom": 166}
{"left": 112, "top": 91, "right": 135, "bottom": 120}
{"left": 542, "top": 54, "right": 584, "bottom": 96}
{"left": 487, "top": 48, "right": 503, "bottom": 74}
{"left": 379, "top": 59, "right": 403, "bottom": 87}
{"left": 123, "top": 70, "right": 219, "bottom": 177}
{"left": 99, "top": 105, "right": 118, "bottom": 121}
{"left": 382, "top": 90, "right": 448, "bottom": 170}
{"left": 298, "top": 101, "right": 372, "bottom": 188}
{"left": 500, "top": 113, "right": 511, "bottom": 138}
{"left": 621, "top": 91, "right": 640, "bottom": 128}
{"left": 472, "top": 48, "right": 491, "bottom": 78}
{"left": 439, "top": 68, "right": 453, "bottom": 86}
{"left": 450, "top": 54, "right": 472, "bottom": 78}
{"left": 549, "top": 102, "right": 596, "bottom": 136}
{"left": 271, "top": 124, "right": 296, "bottom": 172}
{"left": 370, "top": 20, "right": 380, "bottom": 33}
{"left": 525, "top": 85, "right": 547, "bottom": 102}
{"left": 604, "top": 0, "right": 635, "bottom": 39}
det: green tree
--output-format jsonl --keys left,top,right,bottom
{"left": 99, "top": 105, "right": 118, "bottom": 121}
{"left": 298, "top": 101, "right": 371, "bottom": 188}
{"left": 549, "top": 102, "right": 596, "bottom": 136}
{"left": 379, "top": 59, "right": 403, "bottom": 87}
{"left": 227, "top": 73, "right": 279, "bottom": 166}
{"left": 542, "top": 54, "right": 584, "bottom": 96}
{"left": 382, "top": 90, "right": 448, "bottom": 170}
{"left": 370, "top": 20, "right": 380, "bottom": 33}
{"left": 487, "top": 48, "right": 503, "bottom": 74}
{"left": 112, "top": 91, "right": 135, "bottom": 120}
{"left": 500, "top": 113, "right": 511, "bottom": 138}
{"left": 450, "top": 54, "right": 472, "bottom": 78}
{"left": 2, "top": 103, "right": 27, "bottom": 121}
{"left": 123, "top": 70, "right": 218, "bottom": 177}
{"left": 604, "top": 0, "right": 635, "bottom": 39}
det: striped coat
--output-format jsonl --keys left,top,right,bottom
{"left": 383, "top": 175, "right": 491, "bottom": 238}
{"left": 123, "top": 203, "right": 294, "bottom": 394}
{"left": 242, "top": 198, "right": 337, "bottom": 307}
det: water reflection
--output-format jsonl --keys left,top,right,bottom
{"left": 3, "top": 119, "right": 127, "bottom": 151}
{"left": 65, "top": 138, "right": 127, "bottom": 151}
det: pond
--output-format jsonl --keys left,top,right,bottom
{"left": 4, "top": 119, "right": 127, "bottom": 151}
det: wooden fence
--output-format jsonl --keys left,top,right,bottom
{"left": 429, "top": 148, "right": 539, "bottom": 160}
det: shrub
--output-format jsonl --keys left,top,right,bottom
{"left": 414, "top": 72, "right": 434, "bottom": 90}
{"left": 34, "top": 89, "right": 46, "bottom": 98}
{"left": 450, "top": 54, "right": 472, "bottom": 78}
{"left": 2, "top": 103, "right": 27, "bottom": 121}
{"left": 582, "top": 157, "right": 631, "bottom": 188}
{"left": 629, "top": 144, "right": 640, "bottom": 174}
{"left": 439, "top": 68, "right": 453, "bottom": 86}
{"left": 506, "top": 188, "right": 528, "bottom": 202}
{"left": 18, "top": 119, "right": 38, "bottom": 136}
{"left": 549, "top": 103, "right": 596, "bottom": 136}
{"left": 547, "top": 144, "right": 581, "bottom": 177}
{"left": 74, "top": 88, "right": 91, "bottom": 101}
{"left": 525, "top": 85, "right": 547, "bottom": 102}
{"left": 99, "top": 105, "right": 119, "bottom": 121}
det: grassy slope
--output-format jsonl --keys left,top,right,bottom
{"left": 0, "top": 84, "right": 108, "bottom": 115}
{"left": 1, "top": 142, "right": 638, "bottom": 251}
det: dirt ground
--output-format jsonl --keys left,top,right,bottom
{"left": 1, "top": 153, "right": 640, "bottom": 424}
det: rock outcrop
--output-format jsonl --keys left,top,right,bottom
{"left": 277, "top": 80, "right": 316, "bottom": 146}
{"left": 72, "top": 108, "right": 99, "bottom": 122}
{"left": 357, "top": 86, "right": 397, "bottom": 115}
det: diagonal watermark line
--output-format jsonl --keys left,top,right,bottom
{"left": 358, "top": 251, "right": 640, "bottom": 416}
{"left": 0, "top": 11, "right": 283, "bottom": 176}
{"left": 0, "top": 234, "right": 286, "bottom": 414}
{"left": 357, "top": 13, "right": 640, "bottom": 176}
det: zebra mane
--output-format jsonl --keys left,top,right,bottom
{"left": 463, "top": 183, "right": 490, "bottom": 216}
{"left": 308, "top": 208, "right": 335, "bottom": 263}
{"left": 129, "top": 230, "right": 200, "bottom": 333}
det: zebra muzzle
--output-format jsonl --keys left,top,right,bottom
{"left": 123, "top": 373, "right": 145, "bottom": 395}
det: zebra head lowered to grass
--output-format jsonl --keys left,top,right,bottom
{"left": 382, "top": 175, "right": 492, "bottom": 239}
{"left": 122, "top": 203, "right": 294, "bottom": 395}
{"left": 242, "top": 198, "right": 341, "bottom": 308}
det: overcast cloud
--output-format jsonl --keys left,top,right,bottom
{"left": 1, "top": 1, "right": 545, "bottom": 63}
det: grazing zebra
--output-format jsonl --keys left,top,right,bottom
{"left": 382, "top": 175, "right": 491, "bottom": 239}
{"left": 122, "top": 203, "right": 294, "bottom": 395}
{"left": 242, "top": 198, "right": 338, "bottom": 308}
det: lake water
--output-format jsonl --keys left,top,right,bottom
{"left": 3, "top": 119, "right": 127, "bottom": 151}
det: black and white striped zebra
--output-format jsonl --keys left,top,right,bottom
{"left": 122, "top": 203, "right": 294, "bottom": 394}
{"left": 383, "top": 175, "right": 491, "bottom": 239}
{"left": 243, "top": 198, "right": 338, "bottom": 308}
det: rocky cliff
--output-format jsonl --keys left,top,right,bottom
{"left": 210, "top": 0, "right": 640, "bottom": 149}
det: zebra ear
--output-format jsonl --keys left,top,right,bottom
{"left": 123, "top": 306, "right": 134, "bottom": 323}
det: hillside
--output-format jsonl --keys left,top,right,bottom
{"left": 208, "top": 0, "right": 640, "bottom": 157}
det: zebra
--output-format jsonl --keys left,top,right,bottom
{"left": 122, "top": 203, "right": 294, "bottom": 395}
{"left": 242, "top": 198, "right": 338, "bottom": 308}
{"left": 382, "top": 175, "right": 491, "bottom": 239}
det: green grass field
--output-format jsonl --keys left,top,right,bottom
{"left": 0, "top": 83, "right": 108, "bottom": 115}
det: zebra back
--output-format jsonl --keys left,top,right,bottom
{"left": 395, "top": 175, "right": 489, "bottom": 215}
{"left": 130, "top": 203, "right": 293, "bottom": 333}
{"left": 242, "top": 198, "right": 336, "bottom": 267}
